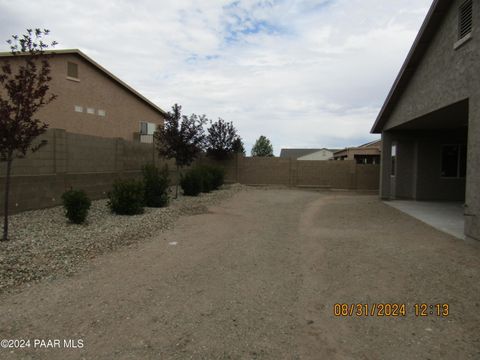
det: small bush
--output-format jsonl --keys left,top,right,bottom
{"left": 180, "top": 165, "right": 226, "bottom": 196}
{"left": 180, "top": 168, "right": 203, "bottom": 196}
{"left": 61, "top": 189, "right": 91, "bottom": 224}
{"left": 199, "top": 166, "right": 214, "bottom": 193}
{"left": 108, "top": 179, "right": 145, "bottom": 215}
{"left": 142, "top": 164, "right": 170, "bottom": 207}
{"left": 207, "top": 165, "right": 225, "bottom": 190}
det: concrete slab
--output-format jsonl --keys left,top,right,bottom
{"left": 384, "top": 200, "right": 465, "bottom": 240}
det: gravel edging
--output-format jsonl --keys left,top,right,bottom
{"left": 0, "top": 183, "right": 247, "bottom": 294}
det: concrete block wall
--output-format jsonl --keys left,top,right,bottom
{"left": 214, "top": 155, "right": 380, "bottom": 190}
{"left": 239, "top": 157, "right": 291, "bottom": 185}
{"left": 0, "top": 129, "right": 380, "bottom": 215}
{"left": 296, "top": 160, "right": 356, "bottom": 188}
{"left": 356, "top": 165, "right": 381, "bottom": 190}
{"left": 0, "top": 129, "right": 166, "bottom": 215}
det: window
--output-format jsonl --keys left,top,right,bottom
{"left": 98, "top": 109, "right": 106, "bottom": 117}
{"left": 459, "top": 0, "right": 473, "bottom": 40}
{"left": 67, "top": 62, "right": 79, "bottom": 79}
{"left": 147, "top": 123, "right": 157, "bottom": 134}
{"left": 140, "top": 122, "right": 156, "bottom": 135}
{"left": 74, "top": 105, "right": 83, "bottom": 113}
{"left": 391, "top": 144, "right": 397, "bottom": 176}
{"left": 441, "top": 144, "right": 467, "bottom": 178}
{"left": 86, "top": 107, "right": 95, "bottom": 115}
{"left": 140, "top": 122, "right": 148, "bottom": 135}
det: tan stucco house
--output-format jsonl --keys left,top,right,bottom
{"left": 0, "top": 49, "right": 167, "bottom": 142}
{"left": 333, "top": 140, "right": 382, "bottom": 164}
{"left": 280, "top": 148, "right": 339, "bottom": 161}
{"left": 371, "top": 0, "right": 479, "bottom": 242}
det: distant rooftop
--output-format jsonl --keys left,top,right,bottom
{"left": 280, "top": 148, "right": 340, "bottom": 159}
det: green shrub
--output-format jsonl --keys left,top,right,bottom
{"left": 180, "top": 168, "right": 203, "bottom": 196}
{"left": 108, "top": 179, "right": 145, "bottom": 215}
{"left": 207, "top": 165, "right": 225, "bottom": 190}
{"left": 180, "top": 165, "right": 226, "bottom": 196}
{"left": 198, "top": 165, "right": 225, "bottom": 192}
{"left": 61, "top": 189, "right": 91, "bottom": 224}
{"left": 142, "top": 164, "right": 170, "bottom": 207}
{"left": 199, "top": 166, "right": 214, "bottom": 193}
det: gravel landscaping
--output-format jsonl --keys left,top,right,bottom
{"left": 0, "top": 184, "right": 246, "bottom": 294}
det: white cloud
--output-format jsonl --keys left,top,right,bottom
{"left": 0, "top": 0, "right": 432, "bottom": 154}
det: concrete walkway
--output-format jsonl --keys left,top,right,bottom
{"left": 385, "top": 200, "right": 465, "bottom": 239}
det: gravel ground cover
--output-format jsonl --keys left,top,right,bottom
{"left": 0, "top": 184, "right": 246, "bottom": 294}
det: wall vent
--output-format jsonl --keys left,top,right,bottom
{"left": 459, "top": 0, "right": 473, "bottom": 40}
{"left": 67, "top": 62, "right": 79, "bottom": 79}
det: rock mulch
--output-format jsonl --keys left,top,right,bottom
{"left": 0, "top": 184, "right": 246, "bottom": 294}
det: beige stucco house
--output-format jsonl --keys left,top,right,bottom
{"left": 280, "top": 148, "right": 339, "bottom": 161}
{"left": 371, "top": 0, "right": 479, "bottom": 242}
{"left": 0, "top": 49, "right": 167, "bottom": 142}
{"left": 333, "top": 140, "right": 382, "bottom": 164}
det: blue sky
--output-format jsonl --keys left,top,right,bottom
{"left": 0, "top": 0, "right": 433, "bottom": 155}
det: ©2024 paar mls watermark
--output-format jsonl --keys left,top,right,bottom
{"left": 1, "top": 339, "right": 84, "bottom": 350}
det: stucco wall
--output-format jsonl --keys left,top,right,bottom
{"left": 380, "top": 129, "right": 467, "bottom": 201}
{"left": 378, "top": 0, "right": 480, "bottom": 241}
{"left": 465, "top": 92, "right": 480, "bottom": 241}
{"left": 3, "top": 53, "right": 165, "bottom": 141}
{"left": 383, "top": 0, "right": 478, "bottom": 130}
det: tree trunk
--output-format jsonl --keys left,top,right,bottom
{"left": 2, "top": 156, "right": 13, "bottom": 241}
{"left": 175, "top": 165, "right": 180, "bottom": 199}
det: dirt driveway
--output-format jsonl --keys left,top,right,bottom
{"left": 1, "top": 189, "right": 479, "bottom": 359}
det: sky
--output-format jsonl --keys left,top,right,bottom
{"left": 0, "top": 0, "right": 433, "bottom": 155}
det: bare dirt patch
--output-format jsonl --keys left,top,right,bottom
{"left": 0, "top": 188, "right": 479, "bottom": 359}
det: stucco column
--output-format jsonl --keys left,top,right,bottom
{"left": 465, "top": 96, "right": 480, "bottom": 241}
{"left": 380, "top": 132, "right": 393, "bottom": 200}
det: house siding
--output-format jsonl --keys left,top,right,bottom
{"left": 377, "top": 0, "right": 480, "bottom": 241}
{"left": 383, "top": 0, "right": 477, "bottom": 130}
{"left": 6, "top": 52, "right": 165, "bottom": 141}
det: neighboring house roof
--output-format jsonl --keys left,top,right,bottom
{"left": 333, "top": 139, "right": 382, "bottom": 156}
{"left": 358, "top": 139, "right": 382, "bottom": 148}
{"left": 280, "top": 148, "right": 339, "bottom": 159}
{"left": 0, "top": 49, "right": 168, "bottom": 117}
{"left": 371, "top": 0, "right": 451, "bottom": 133}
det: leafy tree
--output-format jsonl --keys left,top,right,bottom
{"left": 206, "top": 118, "right": 242, "bottom": 160}
{"left": 251, "top": 135, "right": 274, "bottom": 157}
{"left": 232, "top": 137, "right": 246, "bottom": 156}
{"left": 0, "top": 29, "right": 58, "bottom": 241}
{"left": 154, "top": 104, "right": 206, "bottom": 197}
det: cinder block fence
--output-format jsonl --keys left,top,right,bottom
{"left": 0, "top": 129, "right": 380, "bottom": 215}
